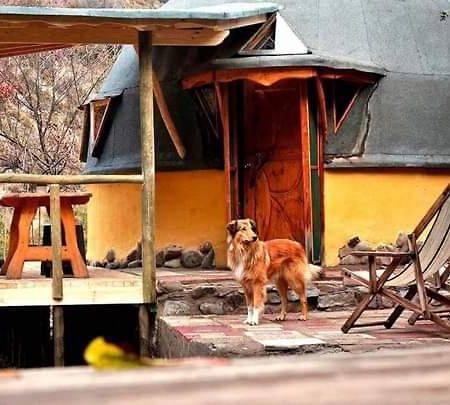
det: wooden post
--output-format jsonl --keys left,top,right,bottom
{"left": 49, "top": 184, "right": 63, "bottom": 300}
{"left": 138, "top": 31, "right": 156, "bottom": 356}
{"left": 53, "top": 305, "right": 64, "bottom": 367}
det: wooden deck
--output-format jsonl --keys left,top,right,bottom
{"left": 1, "top": 345, "right": 450, "bottom": 404}
{"left": 0, "top": 266, "right": 142, "bottom": 307}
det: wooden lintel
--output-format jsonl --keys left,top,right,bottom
{"left": 183, "top": 68, "right": 317, "bottom": 89}
{"left": 0, "top": 26, "right": 229, "bottom": 47}
{"left": 152, "top": 70, "right": 186, "bottom": 159}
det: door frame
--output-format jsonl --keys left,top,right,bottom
{"left": 220, "top": 78, "right": 313, "bottom": 257}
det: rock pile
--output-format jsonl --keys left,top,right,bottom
{"left": 90, "top": 240, "right": 215, "bottom": 270}
{"left": 338, "top": 232, "right": 412, "bottom": 266}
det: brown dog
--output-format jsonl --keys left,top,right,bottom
{"left": 227, "top": 219, "right": 321, "bottom": 325}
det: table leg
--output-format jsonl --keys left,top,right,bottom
{"left": 1, "top": 206, "right": 21, "bottom": 275}
{"left": 60, "top": 202, "right": 88, "bottom": 278}
{"left": 6, "top": 202, "right": 38, "bottom": 279}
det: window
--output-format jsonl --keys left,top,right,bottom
{"left": 90, "top": 97, "right": 117, "bottom": 158}
{"left": 325, "top": 80, "right": 361, "bottom": 134}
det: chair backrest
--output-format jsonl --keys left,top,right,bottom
{"left": 387, "top": 185, "right": 450, "bottom": 287}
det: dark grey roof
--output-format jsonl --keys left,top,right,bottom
{"left": 85, "top": 0, "right": 450, "bottom": 172}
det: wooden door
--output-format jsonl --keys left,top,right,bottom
{"left": 243, "top": 80, "right": 308, "bottom": 243}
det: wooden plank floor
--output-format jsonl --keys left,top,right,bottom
{"left": 1, "top": 344, "right": 450, "bottom": 404}
{"left": 0, "top": 265, "right": 142, "bottom": 306}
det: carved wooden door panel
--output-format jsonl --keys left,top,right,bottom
{"left": 243, "top": 80, "right": 305, "bottom": 243}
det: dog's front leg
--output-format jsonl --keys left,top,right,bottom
{"left": 250, "top": 283, "right": 266, "bottom": 326}
{"left": 243, "top": 286, "right": 254, "bottom": 325}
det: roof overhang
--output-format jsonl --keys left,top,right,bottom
{"left": 0, "top": 3, "right": 280, "bottom": 56}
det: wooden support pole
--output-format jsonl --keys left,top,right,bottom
{"left": 138, "top": 31, "right": 156, "bottom": 307}
{"left": 138, "top": 304, "right": 150, "bottom": 357}
{"left": 53, "top": 305, "right": 64, "bottom": 367}
{"left": 50, "top": 184, "right": 63, "bottom": 301}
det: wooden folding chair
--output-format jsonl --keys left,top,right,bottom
{"left": 342, "top": 184, "right": 450, "bottom": 333}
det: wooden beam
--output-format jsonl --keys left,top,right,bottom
{"left": 0, "top": 14, "right": 267, "bottom": 31}
{"left": 314, "top": 76, "right": 328, "bottom": 139}
{"left": 0, "top": 43, "right": 68, "bottom": 57}
{"left": 138, "top": 31, "right": 156, "bottom": 305}
{"left": 216, "top": 83, "right": 232, "bottom": 222}
{"left": 240, "top": 12, "right": 276, "bottom": 51}
{"left": 153, "top": 28, "right": 229, "bottom": 46}
{"left": 299, "top": 81, "right": 312, "bottom": 257}
{"left": 0, "top": 26, "right": 229, "bottom": 47}
{"left": 152, "top": 70, "right": 186, "bottom": 159}
{"left": 49, "top": 184, "right": 63, "bottom": 301}
{"left": 0, "top": 173, "right": 143, "bottom": 185}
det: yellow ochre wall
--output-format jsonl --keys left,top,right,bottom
{"left": 324, "top": 169, "right": 450, "bottom": 265}
{"left": 86, "top": 170, "right": 228, "bottom": 266}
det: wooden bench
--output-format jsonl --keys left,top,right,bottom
{"left": 0, "top": 192, "right": 91, "bottom": 279}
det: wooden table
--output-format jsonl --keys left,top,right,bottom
{"left": 0, "top": 192, "right": 91, "bottom": 279}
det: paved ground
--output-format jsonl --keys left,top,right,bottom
{"left": 122, "top": 265, "right": 345, "bottom": 284}
{"left": 159, "top": 309, "right": 450, "bottom": 357}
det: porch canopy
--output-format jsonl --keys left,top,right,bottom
{"left": 0, "top": 3, "right": 279, "bottom": 305}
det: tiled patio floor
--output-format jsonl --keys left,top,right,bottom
{"left": 160, "top": 309, "right": 450, "bottom": 357}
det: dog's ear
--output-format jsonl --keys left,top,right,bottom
{"left": 227, "top": 220, "right": 238, "bottom": 236}
{"left": 249, "top": 219, "right": 258, "bottom": 234}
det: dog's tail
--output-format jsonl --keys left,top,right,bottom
{"left": 308, "top": 264, "right": 322, "bottom": 280}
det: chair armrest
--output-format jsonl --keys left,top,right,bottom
{"left": 351, "top": 251, "right": 413, "bottom": 258}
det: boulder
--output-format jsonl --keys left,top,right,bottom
{"left": 396, "top": 232, "right": 410, "bottom": 251}
{"left": 164, "top": 244, "right": 183, "bottom": 261}
{"left": 164, "top": 258, "right": 182, "bottom": 268}
{"left": 126, "top": 245, "right": 139, "bottom": 262}
{"left": 180, "top": 249, "right": 203, "bottom": 268}
{"left": 317, "top": 291, "right": 357, "bottom": 310}
{"left": 201, "top": 249, "right": 215, "bottom": 268}
{"left": 191, "top": 285, "right": 217, "bottom": 299}
{"left": 128, "top": 260, "right": 142, "bottom": 268}
{"left": 338, "top": 245, "right": 353, "bottom": 259}
{"left": 162, "top": 301, "right": 192, "bottom": 316}
{"left": 199, "top": 301, "right": 225, "bottom": 315}
{"left": 267, "top": 292, "right": 281, "bottom": 304}
{"left": 158, "top": 281, "right": 183, "bottom": 294}
{"left": 199, "top": 241, "right": 213, "bottom": 254}
{"left": 354, "top": 241, "right": 373, "bottom": 251}
{"left": 155, "top": 250, "right": 165, "bottom": 267}
{"left": 105, "top": 249, "right": 116, "bottom": 263}
{"left": 118, "top": 259, "right": 129, "bottom": 269}
{"left": 348, "top": 236, "right": 361, "bottom": 248}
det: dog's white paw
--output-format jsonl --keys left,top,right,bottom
{"left": 244, "top": 319, "right": 259, "bottom": 326}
